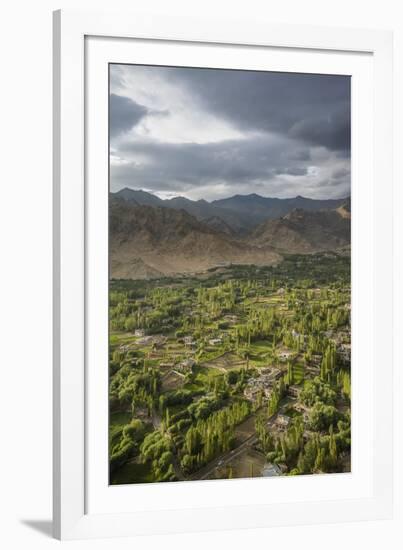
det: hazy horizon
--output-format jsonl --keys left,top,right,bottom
{"left": 111, "top": 186, "right": 351, "bottom": 203}
{"left": 110, "top": 65, "right": 351, "bottom": 202}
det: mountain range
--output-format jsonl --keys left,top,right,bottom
{"left": 110, "top": 190, "right": 350, "bottom": 279}
{"left": 112, "top": 188, "right": 348, "bottom": 234}
{"left": 110, "top": 200, "right": 281, "bottom": 279}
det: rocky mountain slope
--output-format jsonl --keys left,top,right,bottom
{"left": 110, "top": 199, "right": 281, "bottom": 279}
{"left": 249, "top": 203, "right": 350, "bottom": 254}
{"left": 109, "top": 192, "right": 351, "bottom": 279}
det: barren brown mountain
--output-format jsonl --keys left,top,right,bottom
{"left": 110, "top": 199, "right": 281, "bottom": 279}
{"left": 249, "top": 204, "right": 350, "bottom": 254}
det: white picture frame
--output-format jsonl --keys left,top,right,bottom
{"left": 53, "top": 9, "right": 393, "bottom": 540}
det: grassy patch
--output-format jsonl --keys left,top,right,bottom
{"left": 110, "top": 411, "right": 132, "bottom": 426}
{"left": 193, "top": 365, "right": 222, "bottom": 384}
{"left": 110, "top": 460, "right": 154, "bottom": 485}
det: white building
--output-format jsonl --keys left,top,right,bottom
{"left": 209, "top": 338, "right": 223, "bottom": 346}
{"left": 278, "top": 349, "right": 294, "bottom": 361}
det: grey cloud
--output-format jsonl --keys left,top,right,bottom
{"left": 109, "top": 65, "right": 351, "bottom": 200}
{"left": 116, "top": 135, "right": 291, "bottom": 186}
{"left": 162, "top": 68, "right": 350, "bottom": 152}
{"left": 109, "top": 94, "right": 149, "bottom": 138}
{"left": 331, "top": 167, "right": 351, "bottom": 180}
{"left": 286, "top": 149, "right": 311, "bottom": 162}
{"left": 109, "top": 65, "right": 126, "bottom": 89}
{"left": 111, "top": 134, "right": 348, "bottom": 199}
{"left": 275, "top": 167, "right": 308, "bottom": 176}
{"left": 289, "top": 111, "right": 350, "bottom": 152}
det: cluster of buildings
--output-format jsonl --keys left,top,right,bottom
{"left": 175, "top": 358, "right": 196, "bottom": 374}
{"left": 243, "top": 367, "right": 283, "bottom": 403}
{"left": 337, "top": 342, "right": 351, "bottom": 364}
{"left": 274, "top": 413, "right": 291, "bottom": 431}
{"left": 136, "top": 334, "right": 167, "bottom": 348}
{"left": 323, "top": 329, "right": 351, "bottom": 364}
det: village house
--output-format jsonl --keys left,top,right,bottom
{"left": 137, "top": 334, "right": 167, "bottom": 348}
{"left": 338, "top": 343, "right": 351, "bottom": 363}
{"left": 259, "top": 366, "right": 280, "bottom": 378}
{"left": 176, "top": 358, "right": 196, "bottom": 374}
{"left": 209, "top": 337, "right": 223, "bottom": 346}
{"left": 310, "top": 354, "right": 322, "bottom": 366}
{"left": 260, "top": 368, "right": 283, "bottom": 383}
{"left": 243, "top": 385, "right": 264, "bottom": 402}
{"left": 294, "top": 402, "right": 310, "bottom": 422}
{"left": 278, "top": 349, "right": 294, "bottom": 361}
{"left": 288, "top": 385, "right": 301, "bottom": 399}
{"left": 183, "top": 336, "right": 196, "bottom": 347}
{"left": 275, "top": 414, "right": 291, "bottom": 431}
{"left": 159, "top": 361, "right": 175, "bottom": 369}
{"left": 260, "top": 367, "right": 272, "bottom": 375}
{"left": 306, "top": 364, "right": 320, "bottom": 376}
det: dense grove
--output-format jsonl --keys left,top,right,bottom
{"left": 109, "top": 253, "right": 351, "bottom": 484}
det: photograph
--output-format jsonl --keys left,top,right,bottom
{"left": 108, "top": 63, "right": 351, "bottom": 485}
{"left": 0, "top": 1, "right": 397, "bottom": 545}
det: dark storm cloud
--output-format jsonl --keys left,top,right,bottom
{"left": 114, "top": 135, "right": 294, "bottom": 187}
{"left": 163, "top": 68, "right": 351, "bottom": 152}
{"left": 331, "top": 167, "right": 351, "bottom": 180}
{"left": 110, "top": 65, "right": 351, "bottom": 200}
{"left": 286, "top": 149, "right": 311, "bottom": 162}
{"left": 111, "top": 133, "right": 349, "bottom": 199}
{"left": 316, "top": 166, "right": 351, "bottom": 192}
{"left": 289, "top": 110, "right": 350, "bottom": 152}
{"left": 109, "top": 94, "right": 149, "bottom": 138}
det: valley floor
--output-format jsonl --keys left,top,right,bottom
{"left": 109, "top": 253, "right": 351, "bottom": 484}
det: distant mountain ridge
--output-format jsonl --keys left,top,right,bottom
{"left": 212, "top": 193, "right": 348, "bottom": 226}
{"left": 111, "top": 188, "right": 349, "bottom": 234}
{"left": 110, "top": 190, "right": 351, "bottom": 279}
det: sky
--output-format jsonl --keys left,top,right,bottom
{"left": 109, "top": 64, "right": 351, "bottom": 201}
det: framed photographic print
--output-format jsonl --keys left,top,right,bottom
{"left": 53, "top": 10, "right": 394, "bottom": 540}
